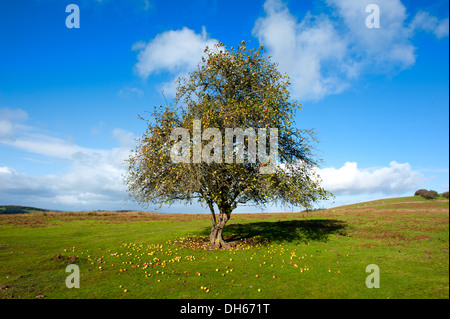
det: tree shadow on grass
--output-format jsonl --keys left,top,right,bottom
{"left": 201, "top": 219, "right": 348, "bottom": 244}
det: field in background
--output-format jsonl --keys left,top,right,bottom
{"left": 0, "top": 196, "right": 448, "bottom": 299}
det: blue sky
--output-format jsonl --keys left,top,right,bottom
{"left": 0, "top": 0, "right": 448, "bottom": 212}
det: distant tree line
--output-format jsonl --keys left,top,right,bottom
{"left": 414, "top": 189, "right": 449, "bottom": 200}
{"left": 0, "top": 206, "right": 50, "bottom": 215}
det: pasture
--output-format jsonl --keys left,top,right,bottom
{"left": 0, "top": 196, "right": 448, "bottom": 299}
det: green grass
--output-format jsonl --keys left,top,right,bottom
{"left": 0, "top": 197, "right": 448, "bottom": 299}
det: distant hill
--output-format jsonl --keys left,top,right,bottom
{"left": 2, "top": 196, "right": 448, "bottom": 215}
{"left": 0, "top": 206, "right": 138, "bottom": 215}
{"left": 329, "top": 196, "right": 449, "bottom": 211}
{"left": 0, "top": 205, "right": 54, "bottom": 215}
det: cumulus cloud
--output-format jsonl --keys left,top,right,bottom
{"left": 134, "top": 26, "right": 216, "bottom": 76}
{"left": 133, "top": 26, "right": 218, "bottom": 95}
{"left": 131, "top": 0, "right": 447, "bottom": 101}
{"left": 252, "top": 0, "right": 448, "bottom": 101}
{"left": 0, "top": 108, "right": 136, "bottom": 211}
{"left": 0, "top": 166, "right": 57, "bottom": 200}
{"left": 0, "top": 164, "right": 127, "bottom": 209}
{"left": 253, "top": 1, "right": 352, "bottom": 101}
{"left": 327, "top": 0, "right": 418, "bottom": 70}
{"left": 317, "top": 161, "right": 425, "bottom": 196}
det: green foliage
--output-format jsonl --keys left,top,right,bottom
{"left": 125, "top": 41, "right": 332, "bottom": 248}
{"left": 440, "top": 191, "right": 449, "bottom": 199}
{"left": 125, "top": 41, "right": 331, "bottom": 216}
{"left": 414, "top": 189, "right": 439, "bottom": 200}
{"left": 425, "top": 190, "right": 439, "bottom": 199}
{"left": 0, "top": 205, "right": 50, "bottom": 215}
{"left": 414, "top": 189, "right": 428, "bottom": 197}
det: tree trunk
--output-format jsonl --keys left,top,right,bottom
{"left": 207, "top": 200, "right": 216, "bottom": 234}
{"left": 209, "top": 208, "right": 231, "bottom": 249}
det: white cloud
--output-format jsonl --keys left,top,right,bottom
{"left": 133, "top": 26, "right": 218, "bottom": 96}
{"left": 0, "top": 166, "right": 14, "bottom": 174}
{"left": 327, "top": 0, "right": 417, "bottom": 71}
{"left": 112, "top": 128, "right": 135, "bottom": 148}
{"left": 130, "top": 1, "right": 447, "bottom": 101}
{"left": 0, "top": 108, "right": 439, "bottom": 211}
{"left": 0, "top": 108, "right": 28, "bottom": 140}
{"left": 0, "top": 108, "right": 87, "bottom": 161}
{"left": 0, "top": 120, "right": 13, "bottom": 139}
{"left": 0, "top": 108, "right": 28, "bottom": 121}
{"left": 317, "top": 161, "right": 426, "bottom": 196}
{"left": 410, "top": 12, "right": 449, "bottom": 39}
{"left": 91, "top": 121, "right": 105, "bottom": 135}
{"left": 134, "top": 26, "right": 217, "bottom": 77}
{"left": 0, "top": 163, "right": 127, "bottom": 210}
{"left": 252, "top": 0, "right": 448, "bottom": 101}
{"left": 0, "top": 166, "right": 56, "bottom": 199}
{"left": 434, "top": 18, "right": 449, "bottom": 38}
{"left": 253, "top": 1, "right": 351, "bottom": 101}
{"left": 0, "top": 108, "right": 137, "bottom": 211}
{"left": 159, "top": 71, "right": 190, "bottom": 97}
{"left": 8, "top": 134, "right": 88, "bottom": 160}
{"left": 118, "top": 86, "right": 144, "bottom": 98}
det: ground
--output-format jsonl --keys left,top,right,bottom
{"left": 0, "top": 196, "right": 448, "bottom": 299}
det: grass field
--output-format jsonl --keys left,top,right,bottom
{"left": 0, "top": 196, "right": 448, "bottom": 299}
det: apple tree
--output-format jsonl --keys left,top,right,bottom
{"left": 125, "top": 41, "right": 331, "bottom": 248}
